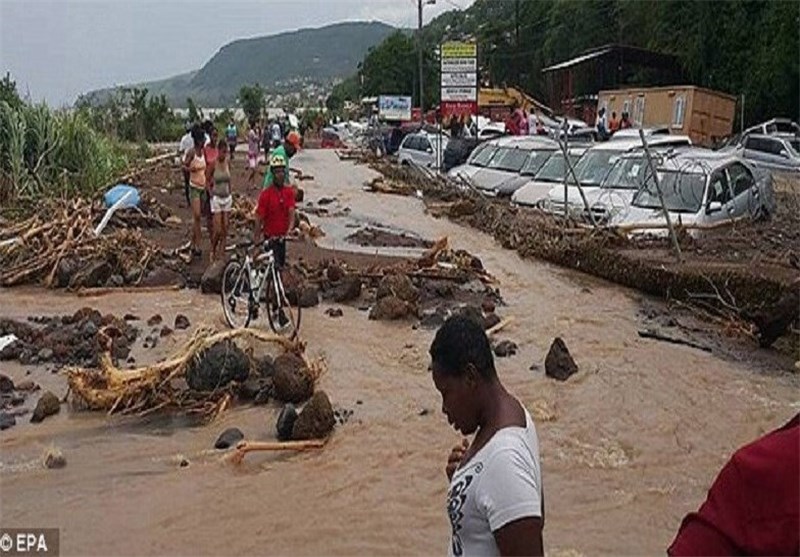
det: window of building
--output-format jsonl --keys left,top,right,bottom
{"left": 672, "top": 95, "right": 686, "bottom": 128}
{"left": 633, "top": 96, "right": 646, "bottom": 126}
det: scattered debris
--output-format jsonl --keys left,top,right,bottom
{"left": 325, "top": 308, "right": 344, "bottom": 318}
{"left": 545, "top": 338, "right": 578, "bottom": 381}
{"left": 174, "top": 314, "right": 191, "bottom": 330}
{"left": 494, "top": 340, "right": 518, "bottom": 358}
{"left": 147, "top": 314, "right": 163, "bottom": 326}
{"left": 637, "top": 329, "right": 712, "bottom": 352}
{"left": 42, "top": 446, "right": 66, "bottom": 469}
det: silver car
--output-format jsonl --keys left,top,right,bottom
{"left": 737, "top": 133, "right": 800, "bottom": 173}
{"left": 510, "top": 147, "right": 588, "bottom": 207}
{"left": 610, "top": 152, "right": 775, "bottom": 236}
{"left": 468, "top": 136, "right": 559, "bottom": 193}
{"left": 490, "top": 139, "right": 559, "bottom": 197}
{"left": 397, "top": 132, "right": 449, "bottom": 169}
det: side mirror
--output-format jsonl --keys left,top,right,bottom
{"left": 427, "top": 147, "right": 434, "bottom": 154}
{"left": 780, "top": 149, "right": 790, "bottom": 159}
{"left": 706, "top": 200, "right": 723, "bottom": 214}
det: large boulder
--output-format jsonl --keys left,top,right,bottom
{"left": 272, "top": 353, "right": 314, "bottom": 403}
{"left": 369, "top": 296, "right": 415, "bottom": 321}
{"left": 186, "top": 341, "right": 250, "bottom": 391}
{"left": 545, "top": 337, "right": 578, "bottom": 381}
{"left": 69, "top": 260, "right": 112, "bottom": 289}
{"left": 31, "top": 391, "right": 60, "bottom": 423}
{"left": 201, "top": 260, "right": 227, "bottom": 294}
{"left": 276, "top": 403, "right": 298, "bottom": 441}
{"left": 332, "top": 276, "right": 362, "bottom": 303}
{"left": 139, "top": 268, "right": 186, "bottom": 288}
{"left": 56, "top": 257, "right": 82, "bottom": 288}
{"left": 292, "top": 391, "right": 335, "bottom": 440}
{"left": 376, "top": 273, "right": 418, "bottom": 303}
{"left": 214, "top": 427, "right": 244, "bottom": 450}
{"left": 298, "top": 286, "right": 320, "bottom": 308}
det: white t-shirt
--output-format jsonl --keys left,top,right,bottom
{"left": 271, "top": 123, "right": 282, "bottom": 142}
{"left": 446, "top": 409, "right": 542, "bottom": 557}
{"left": 179, "top": 132, "right": 193, "bottom": 155}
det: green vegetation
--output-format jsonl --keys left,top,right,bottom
{"left": 238, "top": 84, "right": 265, "bottom": 125}
{"left": 333, "top": 0, "right": 799, "bottom": 126}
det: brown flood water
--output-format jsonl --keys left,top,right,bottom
{"left": 1, "top": 150, "right": 798, "bottom": 556}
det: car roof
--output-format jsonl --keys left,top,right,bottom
{"left": 587, "top": 135, "right": 691, "bottom": 152}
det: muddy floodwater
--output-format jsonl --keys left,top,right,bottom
{"left": 1, "top": 150, "right": 798, "bottom": 556}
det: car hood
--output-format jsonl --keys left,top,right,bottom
{"left": 493, "top": 174, "right": 536, "bottom": 195}
{"left": 448, "top": 164, "right": 482, "bottom": 180}
{"left": 546, "top": 184, "right": 601, "bottom": 205}
{"left": 471, "top": 168, "right": 521, "bottom": 191}
{"left": 511, "top": 179, "right": 559, "bottom": 206}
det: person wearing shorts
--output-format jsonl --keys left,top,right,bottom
{"left": 247, "top": 122, "right": 259, "bottom": 187}
{"left": 225, "top": 121, "right": 238, "bottom": 159}
{"left": 182, "top": 125, "right": 207, "bottom": 258}
{"left": 210, "top": 138, "right": 233, "bottom": 261}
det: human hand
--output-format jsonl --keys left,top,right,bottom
{"left": 445, "top": 438, "right": 469, "bottom": 481}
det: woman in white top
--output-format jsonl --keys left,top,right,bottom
{"left": 430, "top": 315, "right": 544, "bottom": 557}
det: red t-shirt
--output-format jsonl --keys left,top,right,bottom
{"left": 256, "top": 185, "right": 295, "bottom": 238}
{"left": 668, "top": 414, "right": 799, "bottom": 556}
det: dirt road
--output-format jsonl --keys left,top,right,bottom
{"left": 1, "top": 149, "right": 797, "bottom": 556}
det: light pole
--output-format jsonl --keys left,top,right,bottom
{"left": 418, "top": 0, "right": 435, "bottom": 115}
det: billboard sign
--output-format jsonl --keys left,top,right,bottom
{"left": 378, "top": 95, "right": 412, "bottom": 121}
{"left": 440, "top": 41, "right": 478, "bottom": 120}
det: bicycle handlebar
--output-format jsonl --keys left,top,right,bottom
{"left": 224, "top": 237, "right": 286, "bottom": 253}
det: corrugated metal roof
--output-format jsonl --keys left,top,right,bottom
{"left": 542, "top": 48, "right": 613, "bottom": 73}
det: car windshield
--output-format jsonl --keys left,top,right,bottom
{"left": 468, "top": 144, "right": 498, "bottom": 167}
{"left": 534, "top": 153, "right": 581, "bottom": 182}
{"left": 632, "top": 171, "right": 707, "bottom": 213}
{"left": 487, "top": 147, "right": 531, "bottom": 172}
{"left": 602, "top": 156, "right": 650, "bottom": 190}
{"left": 574, "top": 150, "right": 625, "bottom": 186}
{"left": 520, "top": 150, "right": 556, "bottom": 176}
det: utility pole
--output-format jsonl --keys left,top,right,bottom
{"left": 515, "top": 0, "right": 520, "bottom": 87}
{"left": 418, "top": 0, "right": 424, "bottom": 114}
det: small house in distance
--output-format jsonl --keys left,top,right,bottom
{"left": 598, "top": 85, "right": 736, "bottom": 147}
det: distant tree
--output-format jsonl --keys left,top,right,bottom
{"left": 0, "top": 72, "right": 23, "bottom": 110}
{"left": 238, "top": 84, "right": 264, "bottom": 125}
{"left": 186, "top": 97, "right": 202, "bottom": 123}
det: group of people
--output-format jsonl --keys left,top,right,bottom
{"left": 433, "top": 315, "right": 799, "bottom": 555}
{"left": 595, "top": 107, "right": 633, "bottom": 139}
{"left": 505, "top": 106, "right": 551, "bottom": 137}
{"left": 178, "top": 117, "right": 301, "bottom": 264}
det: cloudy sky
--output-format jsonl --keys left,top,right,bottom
{"left": 0, "top": 0, "right": 475, "bottom": 107}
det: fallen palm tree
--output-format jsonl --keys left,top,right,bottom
{"left": 66, "top": 327, "right": 325, "bottom": 422}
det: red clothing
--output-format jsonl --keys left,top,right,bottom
{"left": 669, "top": 414, "right": 799, "bottom": 556}
{"left": 256, "top": 184, "right": 295, "bottom": 238}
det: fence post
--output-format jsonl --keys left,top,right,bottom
{"left": 639, "top": 129, "right": 682, "bottom": 262}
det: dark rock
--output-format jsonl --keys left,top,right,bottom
{"left": 179, "top": 457, "right": 190, "bottom": 468}
{"left": 318, "top": 197, "right": 336, "bottom": 206}
{"left": 160, "top": 326, "right": 173, "bottom": 337}
{"left": 376, "top": 273, "right": 418, "bottom": 303}
{"left": 545, "top": 337, "right": 578, "bottom": 381}
{"left": 81, "top": 320, "right": 99, "bottom": 337}
{"left": 256, "top": 355, "right": 276, "bottom": 378}
{"left": 139, "top": 268, "right": 186, "bottom": 288}
{"left": 493, "top": 340, "right": 518, "bottom": 358}
{"left": 332, "top": 276, "right": 362, "bottom": 303}
{"left": 0, "top": 374, "right": 13, "bottom": 393}
{"left": 38, "top": 348, "right": 54, "bottom": 361}
{"left": 253, "top": 385, "right": 272, "bottom": 405}
{"left": 31, "top": 391, "right": 60, "bottom": 423}
{"left": 237, "top": 377, "right": 262, "bottom": 401}
{"left": 356, "top": 400, "right": 363, "bottom": 405}
{"left": 56, "top": 257, "right": 81, "bottom": 288}
{"left": 43, "top": 448, "right": 66, "bottom": 469}
{"left": 123, "top": 314, "right": 140, "bottom": 321}
{"left": 325, "top": 264, "right": 344, "bottom": 282}
{"left": 292, "top": 391, "right": 336, "bottom": 440}
{"left": 201, "top": 259, "right": 227, "bottom": 294}
{"left": 369, "top": 296, "right": 415, "bottom": 321}
{"left": 69, "top": 260, "right": 112, "bottom": 289}
{"left": 481, "top": 299, "right": 496, "bottom": 314}
{"left": 105, "top": 274, "right": 125, "bottom": 288}
{"left": 298, "top": 286, "right": 320, "bottom": 308}
{"left": 147, "top": 314, "right": 163, "bottom": 327}
{"left": 272, "top": 353, "right": 314, "bottom": 403}
{"left": 174, "top": 314, "right": 191, "bottom": 330}
{"left": 0, "top": 412, "right": 16, "bottom": 430}
{"left": 276, "top": 403, "right": 298, "bottom": 441}
{"left": 0, "top": 341, "right": 23, "bottom": 361}
{"left": 484, "top": 313, "right": 502, "bottom": 330}
{"left": 325, "top": 308, "right": 344, "bottom": 318}
{"left": 529, "top": 363, "right": 541, "bottom": 372}
{"left": 419, "top": 408, "right": 430, "bottom": 416}
{"left": 186, "top": 341, "right": 250, "bottom": 391}
{"left": 15, "top": 380, "right": 36, "bottom": 391}
{"left": 10, "top": 394, "right": 25, "bottom": 406}
{"left": 111, "top": 337, "right": 130, "bottom": 360}
{"left": 127, "top": 357, "right": 136, "bottom": 364}
{"left": 124, "top": 267, "right": 144, "bottom": 285}
{"left": 419, "top": 308, "right": 447, "bottom": 330}
{"left": 214, "top": 427, "right": 244, "bottom": 450}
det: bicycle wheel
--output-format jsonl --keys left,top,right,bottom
{"left": 265, "top": 270, "right": 301, "bottom": 340}
{"left": 220, "top": 260, "right": 253, "bottom": 328}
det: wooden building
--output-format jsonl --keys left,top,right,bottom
{"left": 598, "top": 85, "right": 737, "bottom": 147}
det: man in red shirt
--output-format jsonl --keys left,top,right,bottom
{"left": 254, "top": 153, "right": 295, "bottom": 270}
{"left": 668, "top": 413, "right": 799, "bottom": 556}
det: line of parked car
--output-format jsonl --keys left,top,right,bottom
{"left": 440, "top": 121, "right": 792, "bottom": 235}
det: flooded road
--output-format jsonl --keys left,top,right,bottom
{"left": 1, "top": 150, "right": 798, "bottom": 556}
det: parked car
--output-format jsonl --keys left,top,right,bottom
{"left": 743, "top": 118, "right": 800, "bottom": 137}
{"left": 541, "top": 135, "right": 692, "bottom": 216}
{"left": 736, "top": 133, "right": 800, "bottom": 173}
{"left": 510, "top": 147, "right": 589, "bottom": 207}
{"left": 448, "top": 139, "right": 503, "bottom": 183}
{"left": 490, "top": 139, "right": 559, "bottom": 197}
{"left": 397, "top": 131, "right": 449, "bottom": 169}
{"left": 609, "top": 152, "right": 775, "bottom": 235}
{"left": 442, "top": 137, "right": 482, "bottom": 173}
{"left": 468, "top": 136, "right": 559, "bottom": 193}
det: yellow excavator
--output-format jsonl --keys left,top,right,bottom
{"left": 478, "top": 86, "right": 553, "bottom": 118}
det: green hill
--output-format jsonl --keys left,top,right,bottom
{"left": 81, "top": 21, "right": 395, "bottom": 107}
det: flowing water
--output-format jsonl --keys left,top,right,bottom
{"left": 1, "top": 150, "right": 797, "bottom": 556}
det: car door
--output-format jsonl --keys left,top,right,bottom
{"left": 743, "top": 136, "right": 785, "bottom": 171}
{"left": 725, "top": 162, "right": 758, "bottom": 219}
{"left": 417, "top": 137, "right": 434, "bottom": 167}
{"left": 398, "top": 135, "right": 415, "bottom": 164}
{"left": 703, "top": 169, "right": 735, "bottom": 225}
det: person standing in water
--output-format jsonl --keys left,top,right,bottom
{"left": 210, "top": 139, "right": 233, "bottom": 262}
{"left": 431, "top": 315, "right": 544, "bottom": 556}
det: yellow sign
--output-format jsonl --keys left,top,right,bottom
{"left": 441, "top": 42, "right": 477, "bottom": 59}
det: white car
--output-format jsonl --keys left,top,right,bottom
{"left": 509, "top": 147, "right": 588, "bottom": 207}
{"left": 541, "top": 135, "right": 692, "bottom": 216}
{"left": 397, "top": 132, "right": 449, "bottom": 169}
{"left": 610, "top": 152, "right": 775, "bottom": 236}
{"left": 463, "top": 136, "right": 559, "bottom": 192}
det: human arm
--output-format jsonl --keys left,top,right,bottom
{"left": 253, "top": 192, "right": 266, "bottom": 244}
{"left": 494, "top": 517, "right": 543, "bottom": 557}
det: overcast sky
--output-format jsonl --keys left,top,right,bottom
{"left": 0, "top": 0, "right": 475, "bottom": 107}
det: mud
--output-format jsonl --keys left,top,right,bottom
{"left": 346, "top": 226, "right": 433, "bottom": 249}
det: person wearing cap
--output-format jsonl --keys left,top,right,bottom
{"left": 254, "top": 152, "right": 295, "bottom": 271}
{"left": 261, "top": 140, "right": 295, "bottom": 190}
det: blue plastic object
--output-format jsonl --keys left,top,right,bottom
{"left": 104, "top": 184, "right": 140, "bottom": 208}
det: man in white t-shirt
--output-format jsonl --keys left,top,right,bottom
{"left": 430, "top": 315, "right": 544, "bottom": 556}
{"left": 179, "top": 125, "right": 195, "bottom": 206}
